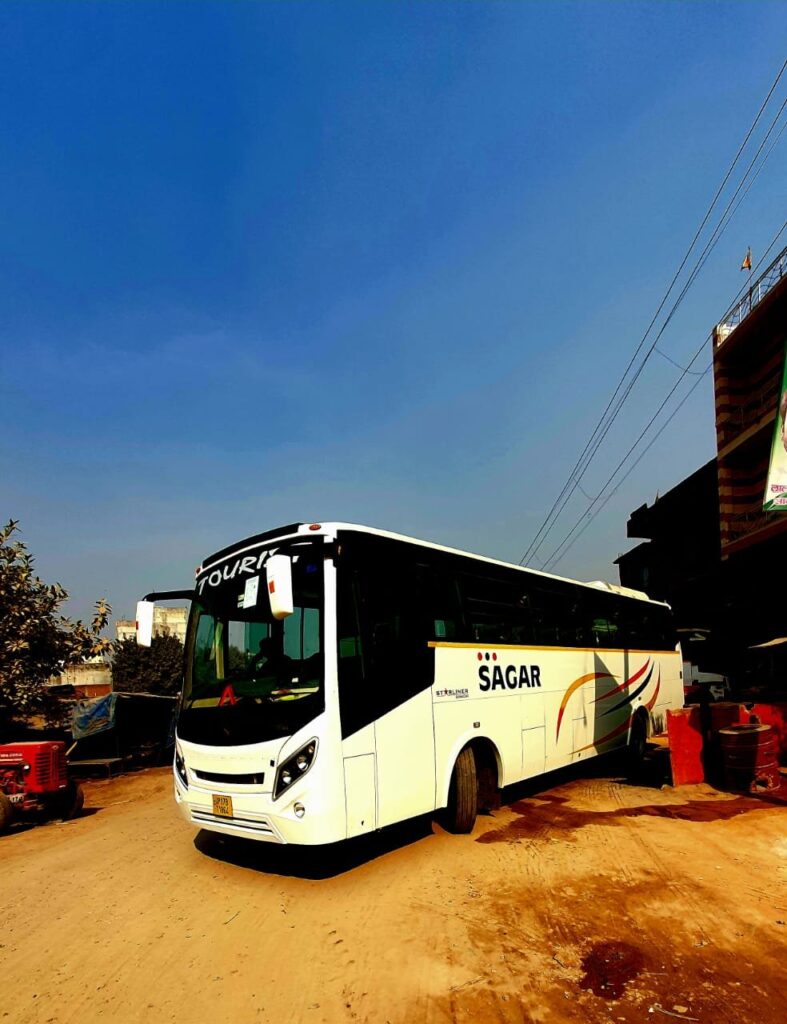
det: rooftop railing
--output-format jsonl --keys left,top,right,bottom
{"left": 717, "top": 243, "right": 787, "bottom": 340}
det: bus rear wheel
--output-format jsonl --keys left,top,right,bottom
{"left": 443, "top": 746, "right": 477, "bottom": 834}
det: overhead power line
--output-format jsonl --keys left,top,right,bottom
{"left": 540, "top": 328, "right": 711, "bottom": 571}
{"left": 541, "top": 211, "right": 787, "bottom": 570}
{"left": 520, "top": 56, "right": 787, "bottom": 568}
{"left": 543, "top": 362, "right": 712, "bottom": 571}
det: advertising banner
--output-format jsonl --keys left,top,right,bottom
{"left": 763, "top": 342, "right": 787, "bottom": 511}
{"left": 71, "top": 693, "right": 118, "bottom": 739}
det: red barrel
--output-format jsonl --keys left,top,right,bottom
{"left": 718, "top": 724, "right": 781, "bottom": 794}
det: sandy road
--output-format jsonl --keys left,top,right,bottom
{"left": 1, "top": 766, "right": 786, "bottom": 1024}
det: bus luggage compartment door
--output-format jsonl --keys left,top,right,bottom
{"left": 343, "top": 754, "right": 377, "bottom": 839}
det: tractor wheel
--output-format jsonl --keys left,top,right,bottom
{"left": 58, "top": 781, "right": 85, "bottom": 821}
{"left": 0, "top": 792, "right": 14, "bottom": 833}
{"left": 442, "top": 747, "right": 478, "bottom": 834}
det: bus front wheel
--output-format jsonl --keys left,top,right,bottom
{"left": 443, "top": 747, "right": 477, "bottom": 834}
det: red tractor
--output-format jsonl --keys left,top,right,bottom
{"left": 0, "top": 741, "right": 84, "bottom": 832}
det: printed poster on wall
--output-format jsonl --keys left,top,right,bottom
{"left": 763, "top": 341, "right": 787, "bottom": 510}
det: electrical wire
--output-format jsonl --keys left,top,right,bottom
{"left": 544, "top": 363, "right": 712, "bottom": 571}
{"left": 529, "top": 88, "right": 787, "bottom": 566}
{"left": 521, "top": 57, "right": 787, "bottom": 566}
{"left": 540, "top": 323, "right": 712, "bottom": 571}
{"left": 545, "top": 218, "right": 787, "bottom": 570}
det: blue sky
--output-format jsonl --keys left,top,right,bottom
{"left": 1, "top": 2, "right": 785, "bottom": 623}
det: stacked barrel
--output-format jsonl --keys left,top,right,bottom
{"left": 718, "top": 724, "right": 781, "bottom": 793}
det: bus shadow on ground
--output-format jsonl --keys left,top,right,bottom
{"left": 499, "top": 751, "right": 666, "bottom": 807}
{"left": 194, "top": 814, "right": 436, "bottom": 878}
{"left": 192, "top": 758, "right": 671, "bottom": 877}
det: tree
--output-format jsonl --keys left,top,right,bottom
{"left": 0, "top": 520, "right": 111, "bottom": 729}
{"left": 112, "top": 634, "right": 184, "bottom": 696}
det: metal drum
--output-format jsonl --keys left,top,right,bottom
{"left": 718, "top": 723, "right": 781, "bottom": 794}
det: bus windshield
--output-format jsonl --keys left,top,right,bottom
{"left": 178, "top": 551, "right": 325, "bottom": 745}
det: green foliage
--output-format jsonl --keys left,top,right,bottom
{"left": 0, "top": 519, "right": 111, "bottom": 727}
{"left": 112, "top": 634, "right": 184, "bottom": 696}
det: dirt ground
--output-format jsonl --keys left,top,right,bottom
{"left": 1, "top": 764, "right": 786, "bottom": 1024}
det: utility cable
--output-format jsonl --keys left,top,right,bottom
{"left": 541, "top": 329, "right": 711, "bottom": 571}
{"left": 545, "top": 363, "right": 712, "bottom": 571}
{"left": 521, "top": 57, "right": 787, "bottom": 566}
{"left": 541, "top": 93, "right": 787, "bottom": 572}
{"left": 546, "top": 212, "right": 787, "bottom": 570}
{"left": 530, "top": 87, "right": 787, "bottom": 566}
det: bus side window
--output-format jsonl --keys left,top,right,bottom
{"left": 590, "top": 596, "right": 624, "bottom": 647}
{"left": 625, "top": 603, "right": 648, "bottom": 650}
{"left": 415, "top": 563, "right": 461, "bottom": 643}
{"left": 456, "top": 573, "right": 535, "bottom": 645}
{"left": 338, "top": 550, "right": 433, "bottom": 735}
{"left": 649, "top": 606, "right": 675, "bottom": 651}
{"left": 361, "top": 568, "right": 425, "bottom": 686}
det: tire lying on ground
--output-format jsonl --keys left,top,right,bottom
{"left": 442, "top": 746, "right": 478, "bottom": 834}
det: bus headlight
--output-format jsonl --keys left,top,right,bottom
{"left": 274, "top": 739, "right": 317, "bottom": 799}
{"left": 175, "top": 746, "right": 188, "bottom": 788}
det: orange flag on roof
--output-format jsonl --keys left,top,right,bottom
{"left": 740, "top": 247, "right": 752, "bottom": 271}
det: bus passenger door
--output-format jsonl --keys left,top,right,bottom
{"left": 364, "top": 569, "right": 435, "bottom": 831}
{"left": 375, "top": 688, "right": 435, "bottom": 827}
{"left": 354, "top": 558, "right": 436, "bottom": 829}
{"left": 337, "top": 569, "right": 379, "bottom": 838}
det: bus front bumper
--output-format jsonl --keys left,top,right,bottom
{"left": 174, "top": 774, "right": 342, "bottom": 845}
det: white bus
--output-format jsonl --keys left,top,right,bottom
{"left": 138, "top": 522, "right": 682, "bottom": 844}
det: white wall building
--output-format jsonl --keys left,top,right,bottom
{"left": 116, "top": 606, "right": 188, "bottom": 645}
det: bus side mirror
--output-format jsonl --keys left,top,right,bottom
{"left": 136, "top": 600, "right": 155, "bottom": 647}
{"left": 266, "top": 554, "right": 294, "bottom": 620}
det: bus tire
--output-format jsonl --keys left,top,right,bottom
{"left": 443, "top": 746, "right": 477, "bottom": 834}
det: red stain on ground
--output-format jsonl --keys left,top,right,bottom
{"left": 578, "top": 941, "right": 646, "bottom": 999}
{"left": 477, "top": 790, "right": 785, "bottom": 843}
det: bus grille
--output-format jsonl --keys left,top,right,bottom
{"left": 190, "top": 808, "right": 280, "bottom": 839}
{"left": 194, "top": 769, "right": 266, "bottom": 786}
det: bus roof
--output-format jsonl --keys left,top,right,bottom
{"left": 199, "top": 521, "right": 669, "bottom": 608}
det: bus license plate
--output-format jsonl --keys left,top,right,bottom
{"left": 212, "top": 794, "right": 233, "bottom": 818}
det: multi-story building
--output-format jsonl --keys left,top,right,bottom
{"left": 712, "top": 247, "right": 787, "bottom": 656}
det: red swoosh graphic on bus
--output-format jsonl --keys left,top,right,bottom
{"left": 590, "top": 660, "right": 650, "bottom": 704}
{"left": 571, "top": 665, "right": 662, "bottom": 754}
{"left": 556, "top": 672, "right": 614, "bottom": 741}
{"left": 557, "top": 661, "right": 652, "bottom": 741}
{"left": 572, "top": 715, "right": 634, "bottom": 755}
{"left": 645, "top": 668, "right": 661, "bottom": 710}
